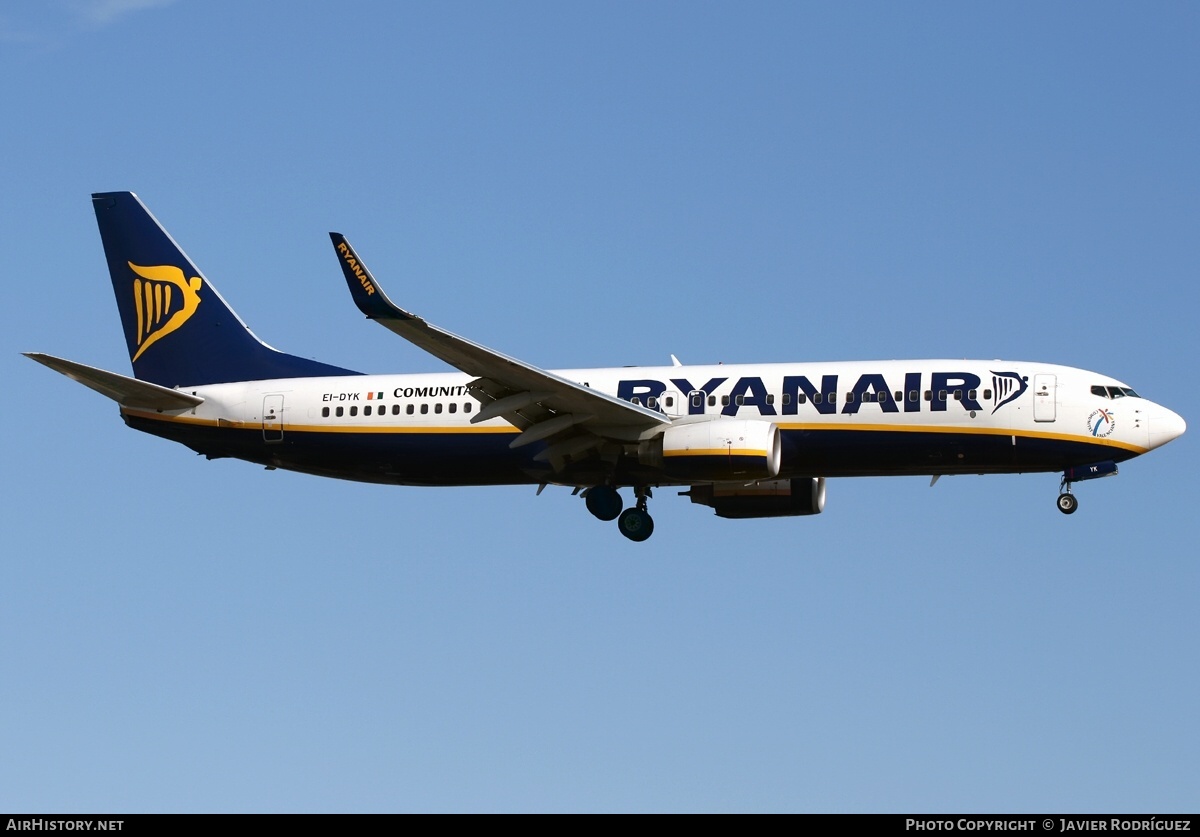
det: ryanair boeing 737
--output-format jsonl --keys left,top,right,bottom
{"left": 26, "top": 192, "right": 1186, "bottom": 541}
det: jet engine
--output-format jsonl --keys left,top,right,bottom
{"left": 639, "top": 419, "right": 781, "bottom": 481}
{"left": 684, "top": 478, "right": 826, "bottom": 519}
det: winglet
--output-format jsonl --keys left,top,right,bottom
{"left": 329, "top": 233, "right": 417, "bottom": 322}
{"left": 326, "top": 233, "right": 671, "bottom": 433}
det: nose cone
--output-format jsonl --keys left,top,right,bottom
{"left": 1148, "top": 407, "right": 1186, "bottom": 450}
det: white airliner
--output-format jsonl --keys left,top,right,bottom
{"left": 26, "top": 192, "right": 1186, "bottom": 541}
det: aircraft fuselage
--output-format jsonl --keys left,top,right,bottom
{"left": 121, "top": 359, "right": 1175, "bottom": 488}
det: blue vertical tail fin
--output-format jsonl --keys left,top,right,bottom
{"left": 92, "top": 191, "right": 360, "bottom": 387}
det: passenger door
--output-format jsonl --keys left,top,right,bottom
{"left": 263, "top": 394, "right": 285, "bottom": 442}
{"left": 1033, "top": 375, "right": 1056, "bottom": 422}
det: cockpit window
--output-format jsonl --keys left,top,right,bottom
{"left": 1093, "top": 384, "right": 1141, "bottom": 399}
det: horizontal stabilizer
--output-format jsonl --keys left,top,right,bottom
{"left": 24, "top": 353, "right": 204, "bottom": 410}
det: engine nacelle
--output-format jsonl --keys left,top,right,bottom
{"left": 640, "top": 419, "right": 781, "bottom": 481}
{"left": 685, "top": 478, "right": 826, "bottom": 519}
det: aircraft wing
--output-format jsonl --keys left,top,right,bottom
{"left": 25, "top": 353, "right": 205, "bottom": 410}
{"left": 330, "top": 234, "right": 669, "bottom": 460}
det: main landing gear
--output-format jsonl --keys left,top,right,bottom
{"left": 584, "top": 485, "right": 655, "bottom": 542}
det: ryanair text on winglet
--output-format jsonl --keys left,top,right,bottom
{"left": 337, "top": 241, "right": 376, "bottom": 296}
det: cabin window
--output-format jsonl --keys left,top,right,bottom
{"left": 630, "top": 396, "right": 641, "bottom": 406}
{"left": 894, "top": 391, "right": 903, "bottom": 401}
{"left": 350, "top": 406, "right": 358, "bottom": 416}
{"left": 983, "top": 389, "right": 992, "bottom": 400}
{"left": 937, "top": 391, "right": 947, "bottom": 402}
{"left": 392, "top": 404, "right": 400, "bottom": 415}
{"left": 813, "top": 393, "right": 823, "bottom": 405}
{"left": 691, "top": 393, "right": 704, "bottom": 409}
{"left": 664, "top": 396, "right": 674, "bottom": 408}
{"left": 827, "top": 392, "right": 837, "bottom": 403}
{"left": 721, "top": 395, "right": 730, "bottom": 406}
{"left": 797, "top": 393, "right": 807, "bottom": 404}
{"left": 878, "top": 391, "right": 887, "bottom": 402}
{"left": 708, "top": 395, "right": 717, "bottom": 407}
{"left": 782, "top": 393, "right": 792, "bottom": 405}
{"left": 406, "top": 404, "right": 415, "bottom": 415}
{"left": 766, "top": 394, "right": 775, "bottom": 405}
{"left": 735, "top": 395, "right": 744, "bottom": 406}
{"left": 464, "top": 402, "right": 473, "bottom": 413}
{"left": 322, "top": 407, "right": 330, "bottom": 418}
{"left": 435, "top": 403, "right": 443, "bottom": 414}
{"left": 909, "top": 390, "right": 918, "bottom": 402}
{"left": 953, "top": 390, "right": 962, "bottom": 400}
{"left": 647, "top": 396, "right": 658, "bottom": 409}
{"left": 968, "top": 389, "right": 977, "bottom": 400}
{"left": 336, "top": 406, "right": 344, "bottom": 417}
{"left": 449, "top": 402, "right": 457, "bottom": 414}
{"left": 420, "top": 404, "right": 429, "bottom": 415}
{"left": 924, "top": 390, "right": 932, "bottom": 401}
{"left": 364, "top": 405, "right": 372, "bottom": 416}
{"left": 845, "top": 392, "right": 856, "bottom": 403}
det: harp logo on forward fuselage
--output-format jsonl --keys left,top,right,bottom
{"left": 128, "top": 263, "right": 202, "bottom": 361}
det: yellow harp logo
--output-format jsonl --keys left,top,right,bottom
{"left": 129, "top": 263, "right": 203, "bottom": 362}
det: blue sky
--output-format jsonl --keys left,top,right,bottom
{"left": 2, "top": 1, "right": 1197, "bottom": 812}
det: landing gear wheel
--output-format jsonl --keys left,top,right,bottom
{"left": 617, "top": 508, "right": 655, "bottom": 542}
{"left": 1057, "top": 493, "right": 1078, "bottom": 515}
{"left": 585, "top": 486, "right": 623, "bottom": 521}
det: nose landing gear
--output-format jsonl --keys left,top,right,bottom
{"left": 1056, "top": 460, "right": 1119, "bottom": 515}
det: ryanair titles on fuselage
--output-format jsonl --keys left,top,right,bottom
{"left": 616, "top": 369, "right": 1029, "bottom": 416}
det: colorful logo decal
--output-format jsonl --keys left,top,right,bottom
{"left": 128, "top": 262, "right": 202, "bottom": 361}
{"left": 990, "top": 371, "right": 1029, "bottom": 414}
{"left": 1088, "top": 408, "right": 1116, "bottom": 438}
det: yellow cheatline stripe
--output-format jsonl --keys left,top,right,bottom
{"left": 119, "top": 410, "right": 1147, "bottom": 453}
{"left": 775, "top": 422, "right": 1147, "bottom": 454}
